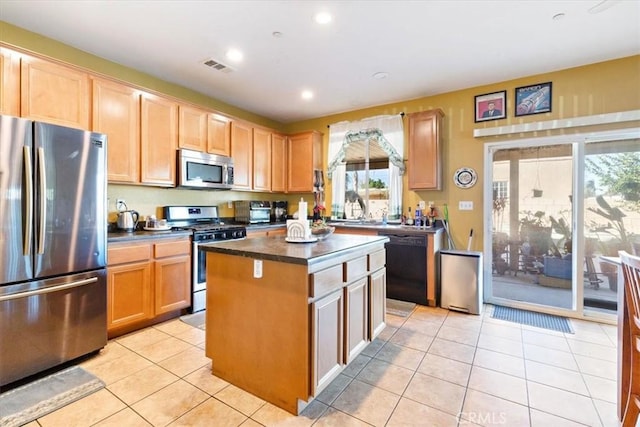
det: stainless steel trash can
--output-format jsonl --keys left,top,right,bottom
{"left": 439, "top": 250, "right": 483, "bottom": 315}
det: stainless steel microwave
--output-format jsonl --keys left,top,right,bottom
{"left": 177, "top": 149, "right": 234, "bottom": 190}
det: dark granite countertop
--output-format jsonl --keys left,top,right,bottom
{"left": 329, "top": 221, "right": 445, "bottom": 235}
{"left": 200, "top": 234, "right": 389, "bottom": 267}
{"left": 108, "top": 229, "right": 192, "bottom": 243}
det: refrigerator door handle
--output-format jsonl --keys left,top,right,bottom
{"left": 37, "top": 147, "right": 46, "bottom": 255}
{"left": 0, "top": 277, "right": 98, "bottom": 302}
{"left": 23, "top": 146, "right": 34, "bottom": 255}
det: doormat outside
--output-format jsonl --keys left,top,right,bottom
{"left": 491, "top": 305, "right": 574, "bottom": 334}
{"left": 0, "top": 366, "right": 104, "bottom": 427}
{"left": 180, "top": 311, "right": 206, "bottom": 330}
{"left": 386, "top": 299, "right": 416, "bottom": 317}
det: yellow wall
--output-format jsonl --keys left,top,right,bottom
{"left": 285, "top": 56, "right": 640, "bottom": 248}
{"left": 2, "top": 21, "right": 639, "bottom": 247}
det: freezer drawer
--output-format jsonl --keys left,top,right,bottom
{"left": 439, "top": 250, "right": 483, "bottom": 315}
{"left": 0, "top": 270, "right": 107, "bottom": 387}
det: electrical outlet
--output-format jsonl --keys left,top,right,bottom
{"left": 253, "top": 259, "right": 263, "bottom": 278}
{"left": 418, "top": 201, "right": 426, "bottom": 210}
{"left": 459, "top": 201, "right": 473, "bottom": 210}
{"left": 116, "top": 199, "right": 126, "bottom": 210}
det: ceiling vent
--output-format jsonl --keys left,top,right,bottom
{"left": 202, "top": 58, "right": 234, "bottom": 73}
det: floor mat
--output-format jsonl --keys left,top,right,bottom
{"left": 386, "top": 299, "right": 416, "bottom": 317}
{"left": 0, "top": 366, "right": 104, "bottom": 427}
{"left": 180, "top": 311, "right": 206, "bottom": 330}
{"left": 491, "top": 305, "right": 574, "bottom": 334}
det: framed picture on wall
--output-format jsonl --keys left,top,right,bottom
{"left": 515, "top": 82, "right": 552, "bottom": 116}
{"left": 474, "top": 90, "right": 506, "bottom": 122}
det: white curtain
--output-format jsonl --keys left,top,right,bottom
{"left": 328, "top": 121, "right": 349, "bottom": 219}
{"left": 327, "top": 115, "right": 404, "bottom": 219}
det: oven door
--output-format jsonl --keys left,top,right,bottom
{"left": 192, "top": 241, "right": 207, "bottom": 312}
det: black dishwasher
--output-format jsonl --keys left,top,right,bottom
{"left": 379, "top": 232, "right": 428, "bottom": 305}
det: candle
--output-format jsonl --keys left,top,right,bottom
{"left": 298, "top": 198, "right": 307, "bottom": 221}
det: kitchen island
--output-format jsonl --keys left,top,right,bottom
{"left": 200, "top": 234, "right": 388, "bottom": 415}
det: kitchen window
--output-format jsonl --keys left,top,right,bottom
{"left": 328, "top": 115, "right": 404, "bottom": 221}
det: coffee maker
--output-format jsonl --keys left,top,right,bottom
{"left": 272, "top": 201, "right": 288, "bottom": 222}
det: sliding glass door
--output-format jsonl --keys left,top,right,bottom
{"left": 485, "top": 129, "right": 639, "bottom": 320}
{"left": 582, "top": 137, "right": 640, "bottom": 315}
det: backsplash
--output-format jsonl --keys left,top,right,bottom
{"left": 107, "top": 184, "right": 306, "bottom": 223}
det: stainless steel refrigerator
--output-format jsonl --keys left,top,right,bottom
{"left": 0, "top": 115, "right": 108, "bottom": 388}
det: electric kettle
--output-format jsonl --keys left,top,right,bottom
{"left": 117, "top": 209, "right": 139, "bottom": 232}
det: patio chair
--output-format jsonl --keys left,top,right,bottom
{"left": 619, "top": 251, "right": 640, "bottom": 427}
{"left": 584, "top": 256, "right": 605, "bottom": 290}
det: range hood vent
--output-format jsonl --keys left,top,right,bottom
{"left": 203, "top": 58, "right": 234, "bottom": 73}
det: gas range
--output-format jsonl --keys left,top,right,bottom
{"left": 163, "top": 205, "right": 246, "bottom": 313}
{"left": 164, "top": 205, "right": 246, "bottom": 241}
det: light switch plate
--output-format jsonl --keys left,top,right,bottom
{"left": 459, "top": 201, "right": 473, "bottom": 210}
{"left": 253, "top": 260, "right": 263, "bottom": 278}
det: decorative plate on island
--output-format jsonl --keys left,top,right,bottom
{"left": 285, "top": 237, "right": 318, "bottom": 243}
{"left": 143, "top": 225, "right": 172, "bottom": 231}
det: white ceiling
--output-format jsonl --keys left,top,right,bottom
{"left": 2, "top": 1, "right": 639, "bottom": 124}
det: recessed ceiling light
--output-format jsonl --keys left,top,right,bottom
{"left": 314, "top": 12, "right": 332, "bottom": 24}
{"left": 552, "top": 12, "right": 566, "bottom": 21}
{"left": 301, "top": 90, "right": 314, "bottom": 100}
{"left": 372, "top": 72, "right": 389, "bottom": 80}
{"left": 272, "top": 31, "right": 283, "bottom": 38}
{"left": 225, "top": 48, "right": 243, "bottom": 63}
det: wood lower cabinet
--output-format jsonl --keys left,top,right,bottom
{"left": 205, "top": 236, "right": 387, "bottom": 415}
{"left": 0, "top": 47, "right": 20, "bottom": 116}
{"left": 92, "top": 78, "right": 140, "bottom": 183}
{"left": 141, "top": 94, "right": 178, "bottom": 186}
{"left": 408, "top": 109, "right": 444, "bottom": 190}
{"left": 311, "top": 288, "right": 343, "bottom": 395}
{"left": 287, "top": 130, "right": 323, "bottom": 192}
{"left": 21, "top": 55, "right": 90, "bottom": 129}
{"left": 369, "top": 266, "right": 387, "bottom": 339}
{"left": 154, "top": 239, "right": 191, "bottom": 314}
{"left": 344, "top": 278, "right": 368, "bottom": 364}
{"left": 107, "top": 236, "right": 191, "bottom": 337}
{"left": 246, "top": 227, "right": 286, "bottom": 239}
{"left": 107, "top": 243, "right": 153, "bottom": 332}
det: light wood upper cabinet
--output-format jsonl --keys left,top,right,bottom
{"left": 231, "top": 120, "right": 253, "bottom": 190}
{"left": 178, "top": 105, "right": 208, "bottom": 152}
{"left": 92, "top": 78, "right": 140, "bottom": 183}
{"left": 408, "top": 109, "right": 444, "bottom": 190}
{"left": 0, "top": 48, "right": 20, "bottom": 116}
{"left": 271, "top": 133, "right": 287, "bottom": 193}
{"left": 208, "top": 113, "right": 231, "bottom": 156}
{"left": 21, "top": 55, "right": 90, "bottom": 129}
{"left": 141, "top": 94, "right": 178, "bottom": 186}
{"left": 287, "top": 130, "right": 323, "bottom": 192}
{"left": 252, "top": 127, "right": 272, "bottom": 192}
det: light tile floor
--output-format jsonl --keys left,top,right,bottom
{"left": 23, "top": 304, "right": 619, "bottom": 426}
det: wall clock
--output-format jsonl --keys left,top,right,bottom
{"left": 453, "top": 167, "right": 477, "bottom": 189}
